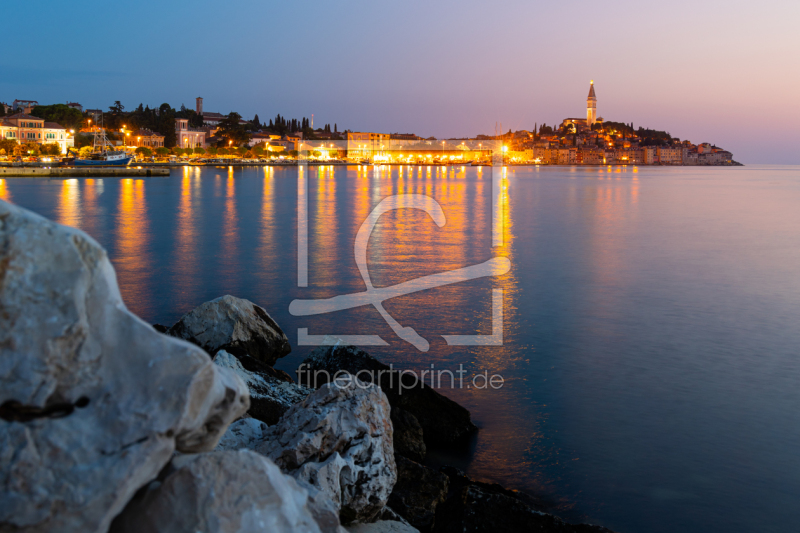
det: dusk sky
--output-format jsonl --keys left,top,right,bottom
{"left": 4, "top": 0, "right": 799, "bottom": 163}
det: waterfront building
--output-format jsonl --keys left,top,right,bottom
{"left": 248, "top": 132, "right": 289, "bottom": 148}
{"left": 1, "top": 113, "right": 44, "bottom": 142}
{"left": 697, "top": 142, "right": 713, "bottom": 153}
{"left": 1, "top": 113, "right": 71, "bottom": 153}
{"left": 43, "top": 122, "right": 74, "bottom": 154}
{"left": 644, "top": 146, "right": 658, "bottom": 165}
{"left": 698, "top": 150, "right": 732, "bottom": 165}
{"left": 131, "top": 129, "right": 165, "bottom": 149}
{"left": 657, "top": 146, "right": 686, "bottom": 165}
{"left": 273, "top": 138, "right": 298, "bottom": 151}
{"left": 578, "top": 146, "right": 604, "bottom": 165}
{"left": 176, "top": 118, "right": 206, "bottom": 148}
{"left": 555, "top": 147, "right": 578, "bottom": 165}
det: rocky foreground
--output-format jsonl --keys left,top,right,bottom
{"left": 0, "top": 199, "right": 615, "bottom": 533}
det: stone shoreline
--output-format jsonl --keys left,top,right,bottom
{"left": 0, "top": 198, "right": 616, "bottom": 533}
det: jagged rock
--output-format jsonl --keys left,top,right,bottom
{"left": 347, "top": 521, "right": 420, "bottom": 533}
{"left": 109, "top": 450, "right": 344, "bottom": 533}
{"left": 388, "top": 456, "right": 448, "bottom": 532}
{"left": 215, "top": 417, "right": 269, "bottom": 451}
{"left": 234, "top": 350, "right": 295, "bottom": 383}
{"left": 391, "top": 407, "right": 426, "bottom": 462}
{"left": 0, "top": 200, "right": 249, "bottom": 533}
{"left": 168, "top": 294, "right": 291, "bottom": 365}
{"left": 433, "top": 468, "right": 616, "bottom": 533}
{"left": 152, "top": 324, "right": 169, "bottom": 333}
{"left": 257, "top": 374, "right": 397, "bottom": 524}
{"left": 214, "top": 350, "right": 311, "bottom": 424}
{"left": 298, "top": 339, "right": 477, "bottom": 447}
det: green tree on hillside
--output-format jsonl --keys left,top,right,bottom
{"left": 216, "top": 112, "right": 252, "bottom": 147}
{"left": 31, "top": 104, "right": 84, "bottom": 129}
{"left": 157, "top": 104, "right": 177, "bottom": 148}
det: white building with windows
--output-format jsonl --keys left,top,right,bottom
{"left": 176, "top": 118, "right": 207, "bottom": 149}
{"left": 43, "top": 122, "right": 74, "bottom": 154}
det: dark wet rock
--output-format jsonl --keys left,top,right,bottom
{"left": 298, "top": 339, "right": 477, "bottom": 448}
{"left": 388, "top": 456, "right": 448, "bottom": 532}
{"left": 391, "top": 407, "right": 426, "bottom": 462}
{"left": 213, "top": 350, "right": 311, "bottom": 425}
{"left": 232, "top": 349, "right": 295, "bottom": 383}
{"left": 433, "top": 468, "right": 616, "bottom": 533}
{"left": 168, "top": 295, "right": 291, "bottom": 365}
{"left": 152, "top": 323, "right": 169, "bottom": 333}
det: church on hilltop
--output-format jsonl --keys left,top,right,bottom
{"left": 560, "top": 81, "right": 603, "bottom": 133}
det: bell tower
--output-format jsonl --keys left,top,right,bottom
{"left": 587, "top": 81, "right": 597, "bottom": 126}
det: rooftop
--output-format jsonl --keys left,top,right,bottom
{"left": 4, "top": 113, "right": 44, "bottom": 121}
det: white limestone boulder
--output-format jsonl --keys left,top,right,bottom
{"left": 214, "top": 349, "right": 312, "bottom": 424}
{"left": 168, "top": 294, "right": 291, "bottom": 365}
{"left": 0, "top": 200, "right": 249, "bottom": 533}
{"left": 215, "top": 417, "right": 270, "bottom": 451}
{"left": 109, "top": 450, "right": 344, "bottom": 533}
{"left": 257, "top": 374, "right": 397, "bottom": 524}
{"left": 347, "top": 521, "right": 419, "bottom": 533}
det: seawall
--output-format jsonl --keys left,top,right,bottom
{"left": 0, "top": 167, "right": 171, "bottom": 178}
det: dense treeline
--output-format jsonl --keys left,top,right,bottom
{"left": 30, "top": 104, "right": 84, "bottom": 130}
{"left": 11, "top": 98, "right": 345, "bottom": 150}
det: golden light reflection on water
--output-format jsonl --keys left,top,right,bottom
{"left": 0, "top": 179, "right": 10, "bottom": 202}
{"left": 56, "top": 179, "right": 82, "bottom": 228}
{"left": 345, "top": 165, "right": 527, "bottom": 487}
{"left": 115, "top": 179, "right": 151, "bottom": 311}
{"left": 311, "top": 166, "right": 339, "bottom": 289}
{"left": 173, "top": 167, "right": 202, "bottom": 309}
{"left": 220, "top": 168, "right": 239, "bottom": 281}
{"left": 257, "top": 166, "right": 275, "bottom": 277}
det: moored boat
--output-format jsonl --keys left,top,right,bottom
{"left": 73, "top": 151, "right": 132, "bottom": 166}
{"left": 70, "top": 116, "right": 132, "bottom": 167}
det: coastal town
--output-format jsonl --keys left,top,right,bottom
{"left": 0, "top": 82, "right": 737, "bottom": 166}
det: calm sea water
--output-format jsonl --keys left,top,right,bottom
{"left": 2, "top": 165, "right": 799, "bottom": 533}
